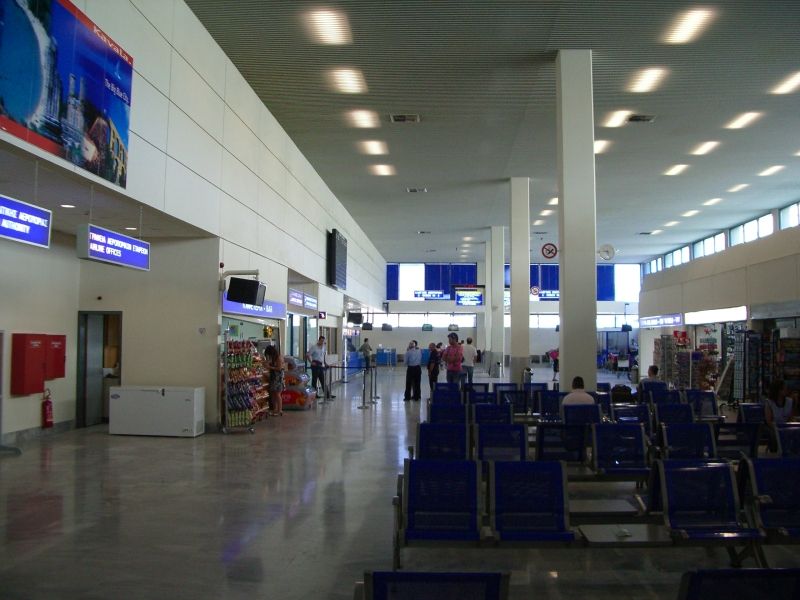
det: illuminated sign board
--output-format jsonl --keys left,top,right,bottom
{"left": 288, "top": 289, "right": 304, "bottom": 307}
{"left": 414, "top": 290, "right": 450, "bottom": 300}
{"left": 455, "top": 288, "right": 484, "bottom": 306}
{"left": 639, "top": 313, "right": 683, "bottom": 328}
{"left": 0, "top": 194, "right": 52, "bottom": 248}
{"left": 222, "top": 294, "right": 286, "bottom": 320}
{"left": 303, "top": 294, "right": 318, "bottom": 310}
{"left": 76, "top": 224, "right": 149, "bottom": 270}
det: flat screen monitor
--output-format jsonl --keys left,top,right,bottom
{"left": 327, "top": 229, "right": 347, "bottom": 290}
{"left": 454, "top": 287, "right": 484, "bottom": 306}
{"left": 348, "top": 312, "right": 363, "bottom": 324}
{"left": 227, "top": 277, "right": 266, "bottom": 306}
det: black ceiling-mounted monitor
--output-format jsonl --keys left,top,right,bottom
{"left": 226, "top": 277, "right": 266, "bottom": 306}
{"left": 347, "top": 312, "right": 363, "bottom": 324}
{"left": 327, "top": 229, "right": 347, "bottom": 290}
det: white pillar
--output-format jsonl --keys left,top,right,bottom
{"left": 556, "top": 49, "right": 598, "bottom": 391}
{"left": 477, "top": 257, "right": 488, "bottom": 353}
{"left": 510, "top": 177, "right": 531, "bottom": 383}
{"left": 489, "top": 225, "right": 505, "bottom": 373}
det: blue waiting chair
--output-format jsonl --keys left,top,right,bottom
{"left": 590, "top": 392, "right": 612, "bottom": 417}
{"left": 685, "top": 390, "right": 720, "bottom": 420}
{"left": 650, "top": 389, "right": 682, "bottom": 406}
{"left": 428, "top": 403, "right": 468, "bottom": 425}
{"left": 362, "top": 571, "right": 510, "bottom": 600}
{"left": 493, "top": 383, "right": 518, "bottom": 404}
{"left": 432, "top": 387, "right": 462, "bottom": 404}
{"left": 677, "top": 568, "right": 800, "bottom": 600}
{"left": 539, "top": 391, "right": 565, "bottom": 422}
{"left": 536, "top": 423, "right": 588, "bottom": 462}
{"left": 592, "top": 423, "right": 649, "bottom": 481}
{"left": 657, "top": 460, "right": 764, "bottom": 564}
{"left": 662, "top": 423, "right": 717, "bottom": 459}
{"left": 562, "top": 403, "right": 601, "bottom": 426}
{"left": 502, "top": 390, "right": 530, "bottom": 415}
{"left": 612, "top": 403, "right": 652, "bottom": 439}
{"left": 467, "top": 390, "right": 495, "bottom": 405}
{"left": 715, "top": 422, "right": 762, "bottom": 460}
{"left": 655, "top": 403, "right": 694, "bottom": 426}
{"left": 476, "top": 424, "right": 527, "bottom": 462}
{"left": 743, "top": 458, "right": 800, "bottom": 545}
{"left": 489, "top": 460, "right": 576, "bottom": 542}
{"left": 394, "top": 459, "right": 482, "bottom": 569}
{"left": 414, "top": 423, "right": 470, "bottom": 460}
{"left": 435, "top": 382, "right": 460, "bottom": 392}
{"left": 775, "top": 424, "right": 800, "bottom": 457}
{"left": 739, "top": 403, "right": 766, "bottom": 424}
{"left": 464, "top": 382, "right": 490, "bottom": 396}
{"left": 474, "top": 403, "right": 513, "bottom": 425}
{"left": 596, "top": 382, "right": 611, "bottom": 393}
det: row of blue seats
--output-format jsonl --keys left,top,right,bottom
{"left": 394, "top": 457, "right": 800, "bottom": 569}
{"left": 357, "top": 568, "right": 800, "bottom": 599}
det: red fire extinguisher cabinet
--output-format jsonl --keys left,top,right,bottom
{"left": 45, "top": 335, "right": 67, "bottom": 379}
{"left": 11, "top": 333, "right": 47, "bottom": 395}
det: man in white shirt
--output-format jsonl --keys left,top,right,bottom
{"left": 461, "top": 337, "right": 478, "bottom": 386}
{"left": 562, "top": 376, "right": 595, "bottom": 405}
{"left": 306, "top": 336, "right": 335, "bottom": 399}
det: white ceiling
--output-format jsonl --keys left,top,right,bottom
{"left": 182, "top": 0, "right": 800, "bottom": 265}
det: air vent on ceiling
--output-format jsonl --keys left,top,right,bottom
{"left": 532, "top": 231, "right": 548, "bottom": 235}
{"left": 627, "top": 114, "right": 656, "bottom": 123}
{"left": 417, "top": 230, "right": 431, "bottom": 235}
{"left": 389, "top": 114, "right": 421, "bottom": 123}
{"left": 638, "top": 231, "right": 654, "bottom": 235}
{"left": 407, "top": 187, "right": 428, "bottom": 193}
{"left": 425, "top": 249, "right": 436, "bottom": 253}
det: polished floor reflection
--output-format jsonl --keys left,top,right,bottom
{"left": 1, "top": 366, "right": 798, "bottom": 599}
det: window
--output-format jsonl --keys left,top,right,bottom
{"left": 681, "top": 246, "right": 690, "bottom": 263}
{"left": 744, "top": 219, "right": 758, "bottom": 242}
{"left": 614, "top": 264, "right": 641, "bottom": 302}
{"left": 665, "top": 253, "right": 673, "bottom": 268}
{"left": 714, "top": 232, "right": 725, "bottom": 253}
{"left": 538, "top": 314, "right": 560, "bottom": 329}
{"left": 730, "top": 224, "right": 744, "bottom": 246}
{"left": 694, "top": 241, "right": 704, "bottom": 259}
{"left": 758, "top": 214, "right": 774, "bottom": 238}
{"left": 780, "top": 203, "right": 799, "bottom": 230}
{"left": 597, "top": 314, "right": 616, "bottom": 329}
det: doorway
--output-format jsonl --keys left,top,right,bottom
{"left": 76, "top": 312, "right": 122, "bottom": 428}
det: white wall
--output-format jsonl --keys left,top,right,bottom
{"left": 79, "top": 237, "right": 221, "bottom": 423}
{"left": 0, "top": 233, "right": 80, "bottom": 434}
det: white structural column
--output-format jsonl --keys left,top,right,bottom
{"left": 489, "top": 225, "right": 505, "bottom": 373}
{"left": 509, "top": 177, "right": 531, "bottom": 382}
{"left": 477, "top": 257, "right": 489, "bottom": 352}
{"left": 556, "top": 50, "right": 598, "bottom": 391}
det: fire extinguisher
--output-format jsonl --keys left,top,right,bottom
{"left": 42, "top": 388, "right": 54, "bottom": 429}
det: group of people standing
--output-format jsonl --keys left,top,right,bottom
{"left": 404, "top": 333, "right": 478, "bottom": 401}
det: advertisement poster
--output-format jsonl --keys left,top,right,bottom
{"left": 0, "top": 0, "right": 133, "bottom": 187}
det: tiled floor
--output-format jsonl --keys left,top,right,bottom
{"left": 0, "top": 366, "right": 798, "bottom": 599}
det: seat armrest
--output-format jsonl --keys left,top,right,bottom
{"left": 756, "top": 494, "right": 773, "bottom": 505}
{"left": 408, "top": 445, "right": 414, "bottom": 460}
{"left": 396, "top": 474, "right": 404, "bottom": 498}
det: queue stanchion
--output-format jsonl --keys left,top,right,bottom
{"left": 358, "top": 364, "right": 371, "bottom": 410}
{"left": 371, "top": 362, "right": 380, "bottom": 402}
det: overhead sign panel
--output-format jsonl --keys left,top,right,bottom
{"left": 455, "top": 288, "right": 484, "bottom": 306}
{"left": 639, "top": 313, "right": 683, "bottom": 328}
{"left": 76, "top": 224, "right": 149, "bottom": 270}
{"left": 0, "top": 194, "right": 52, "bottom": 248}
{"left": 222, "top": 295, "right": 287, "bottom": 320}
{"left": 288, "top": 289, "right": 304, "bottom": 307}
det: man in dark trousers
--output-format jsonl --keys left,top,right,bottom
{"left": 404, "top": 340, "right": 422, "bottom": 401}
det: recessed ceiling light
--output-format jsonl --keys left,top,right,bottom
{"left": 728, "top": 184, "right": 749, "bottom": 192}
{"left": 370, "top": 164, "right": 396, "bottom": 176}
{"left": 548, "top": 197, "right": 559, "bottom": 205}
{"left": 603, "top": 110, "right": 633, "bottom": 127}
{"left": 682, "top": 210, "right": 700, "bottom": 217}
{"left": 664, "top": 164, "right": 689, "bottom": 176}
{"left": 664, "top": 221, "right": 679, "bottom": 227}
{"left": 532, "top": 219, "right": 545, "bottom": 226}
{"left": 770, "top": 71, "right": 800, "bottom": 95}
{"left": 690, "top": 141, "right": 720, "bottom": 155}
{"left": 463, "top": 236, "right": 474, "bottom": 241}
{"left": 346, "top": 109, "right": 379, "bottom": 128}
{"left": 461, "top": 243, "right": 472, "bottom": 248}
{"left": 328, "top": 68, "right": 367, "bottom": 93}
{"left": 703, "top": 198, "right": 722, "bottom": 206}
{"left": 758, "top": 165, "right": 785, "bottom": 176}
{"left": 304, "top": 9, "right": 352, "bottom": 45}
{"left": 60, "top": 204, "right": 75, "bottom": 208}
{"left": 125, "top": 227, "right": 137, "bottom": 231}
{"left": 628, "top": 68, "right": 668, "bottom": 93}
{"left": 794, "top": 150, "right": 800, "bottom": 157}
{"left": 662, "top": 8, "right": 717, "bottom": 44}
{"left": 540, "top": 209, "right": 554, "bottom": 216}
{"left": 357, "top": 140, "right": 387, "bottom": 155}
{"left": 594, "top": 140, "right": 611, "bottom": 154}
{"left": 724, "top": 112, "right": 763, "bottom": 129}
{"left": 650, "top": 229, "right": 663, "bottom": 235}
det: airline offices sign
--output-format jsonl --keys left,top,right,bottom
{"left": 0, "top": 194, "right": 51, "bottom": 248}
{"left": 76, "top": 224, "right": 150, "bottom": 270}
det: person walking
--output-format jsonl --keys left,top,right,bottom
{"left": 307, "top": 336, "right": 335, "bottom": 399}
{"left": 550, "top": 348, "right": 560, "bottom": 382}
{"left": 358, "top": 337, "right": 373, "bottom": 368}
{"left": 441, "top": 332, "right": 464, "bottom": 385}
{"left": 426, "top": 342, "right": 440, "bottom": 399}
{"left": 404, "top": 340, "right": 422, "bottom": 401}
{"left": 462, "top": 337, "right": 478, "bottom": 386}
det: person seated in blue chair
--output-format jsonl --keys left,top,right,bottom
{"left": 562, "top": 376, "right": 595, "bottom": 405}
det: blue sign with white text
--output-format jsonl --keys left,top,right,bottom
{"left": 0, "top": 194, "right": 52, "bottom": 248}
{"left": 222, "top": 295, "right": 287, "bottom": 320}
{"left": 76, "top": 224, "right": 149, "bottom": 270}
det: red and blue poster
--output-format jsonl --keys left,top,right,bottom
{"left": 0, "top": 0, "right": 133, "bottom": 188}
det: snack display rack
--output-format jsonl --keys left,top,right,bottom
{"left": 221, "top": 333, "right": 269, "bottom": 433}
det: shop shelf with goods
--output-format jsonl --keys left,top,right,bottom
{"left": 776, "top": 333, "right": 800, "bottom": 393}
{"left": 654, "top": 334, "right": 686, "bottom": 388}
{"left": 761, "top": 329, "right": 778, "bottom": 393}
{"left": 221, "top": 336, "right": 269, "bottom": 433}
{"left": 733, "top": 331, "right": 761, "bottom": 403}
{"left": 676, "top": 350, "right": 709, "bottom": 390}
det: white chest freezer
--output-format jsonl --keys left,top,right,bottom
{"left": 109, "top": 386, "right": 205, "bottom": 437}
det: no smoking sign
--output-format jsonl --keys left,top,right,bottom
{"left": 542, "top": 243, "right": 558, "bottom": 259}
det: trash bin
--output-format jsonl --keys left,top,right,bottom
{"left": 490, "top": 361, "right": 503, "bottom": 378}
{"left": 630, "top": 366, "right": 640, "bottom": 384}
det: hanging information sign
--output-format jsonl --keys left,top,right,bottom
{"left": 0, "top": 194, "right": 52, "bottom": 248}
{"left": 76, "top": 224, "right": 149, "bottom": 270}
